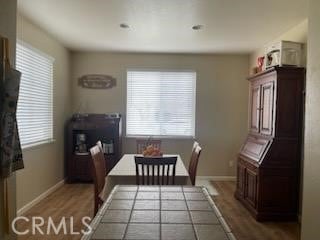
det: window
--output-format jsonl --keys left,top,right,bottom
{"left": 16, "top": 41, "right": 54, "bottom": 148}
{"left": 126, "top": 70, "right": 196, "bottom": 138}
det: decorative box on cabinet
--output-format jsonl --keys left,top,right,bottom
{"left": 66, "top": 114, "right": 122, "bottom": 182}
{"left": 235, "top": 67, "right": 305, "bottom": 221}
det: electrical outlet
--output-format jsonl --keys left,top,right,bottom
{"left": 229, "top": 160, "right": 234, "bottom": 168}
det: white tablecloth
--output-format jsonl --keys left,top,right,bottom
{"left": 99, "top": 154, "right": 190, "bottom": 200}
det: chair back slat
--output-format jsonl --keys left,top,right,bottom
{"left": 135, "top": 163, "right": 139, "bottom": 185}
{"left": 141, "top": 164, "right": 145, "bottom": 185}
{"left": 188, "top": 143, "right": 202, "bottom": 186}
{"left": 135, "top": 156, "right": 177, "bottom": 185}
{"left": 152, "top": 165, "right": 155, "bottom": 185}
{"left": 162, "top": 164, "right": 165, "bottom": 185}
{"left": 166, "top": 165, "right": 170, "bottom": 185}
{"left": 172, "top": 164, "right": 176, "bottom": 185}
{"left": 147, "top": 165, "right": 150, "bottom": 185}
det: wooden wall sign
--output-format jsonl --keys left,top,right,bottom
{"left": 78, "top": 74, "right": 116, "bottom": 89}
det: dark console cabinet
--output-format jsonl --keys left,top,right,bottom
{"left": 235, "top": 67, "right": 305, "bottom": 221}
{"left": 66, "top": 114, "right": 122, "bottom": 182}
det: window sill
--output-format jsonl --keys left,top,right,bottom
{"left": 125, "top": 135, "right": 195, "bottom": 140}
{"left": 22, "top": 139, "right": 56, "bottom": 151}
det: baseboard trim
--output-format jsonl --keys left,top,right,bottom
{"left": 298, "top": 214, "right": 302, "bottom": 224}
{"left": 17, "top": 179, "right": 65, "bottom": 216}
{"left": 197, "top": 176, "right": 236, "bottom": 181}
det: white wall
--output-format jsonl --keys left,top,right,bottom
{"left": 0, "top": 0, "right": 17, "bottom": 239}
{"left": 301, "top": 0, "right": 320, "bottom": 238}
{"left": 16, "top": 14, "right": 72, "bottom": 210}
{"left": 71, "top": 52, "right": 249, "bottom": 176}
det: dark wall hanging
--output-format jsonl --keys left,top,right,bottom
{"left": 0, "top": 35, "right": 24, "bottom": 178}
{"left": 1, "top": 34, "right": 24, "bottom": 234}
{"left": 78, "top": 74, "right": 116, "bottom": 89}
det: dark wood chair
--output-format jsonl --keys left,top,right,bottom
{"left": 90, "top": 144, "right": 107, "bottom": 215}
{"left": 96, "top": 140, "right": 103, "bottom": 151}
{"left": 188, "top": 143, "right": 202, "bottom": 185}
{"left": 136, "top": 139, "right": 161, "bottom": 154}
{"left": 134, "top": 156, "right": 177, "bottom": 185}
{"left": 191, "top": 141, "right": 199, "bottom": 152}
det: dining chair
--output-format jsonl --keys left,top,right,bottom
{"left": 96, "top": 140, "right": 103, "bottom": 151}
{"left": 188, "top": 143, "right": 202, "bottom": 185}
{"left": 90, "top": 144, "right": 107, "bottom": 215}
{"left": 136, "top": 139, "right": 161, "bottom": 154}
{"left": 134, "top": 156, "right": 177, "bottom": 185}
{"left": 191, "top": 141, "right": 199, "bottom": 153}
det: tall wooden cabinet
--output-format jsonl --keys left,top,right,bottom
{"left": 66, "top": 114, "right": 122, "bottom": 182}
{"left": 235, "top": 67, "right": 305, "bottom": 221}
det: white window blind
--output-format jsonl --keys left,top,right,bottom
{"left": 16, "top": 41, "right": 54, "bottom": 148}
{"left": 127, "top": 70, "right": 196, "bottom": 138}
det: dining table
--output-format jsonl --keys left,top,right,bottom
{"left": 82, "top": 185, "right": 236, "bottom": 240}
{"left": 99, "top": 154, "right": 191, "bottom": 201}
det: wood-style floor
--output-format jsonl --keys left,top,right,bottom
{"left": 16, "top": 181, "right": 300, "bottom": 240}
{"left": 211, "top": 181, "right": 300, "bottom": 240}
{"left": 17, "top": 184, "right": 94, "bottom": 240}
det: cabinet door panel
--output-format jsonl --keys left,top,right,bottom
{"left": 250, "top": 85, "right": 261, "bottom": 133}
{"left": 260, "top": 81, "right": 275, "bottom": 135}
{"left": 245, "top": 169, "right": 258, "bottom": 207}
{"left": 75, "top": 156, "right": 92, "bottom": 181}
{"left": 237, "top": 162, "right": 246, "bottom": 197}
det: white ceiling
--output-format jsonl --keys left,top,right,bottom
{"left": 18, "top": 0, "right": 308, "bottom": 54}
